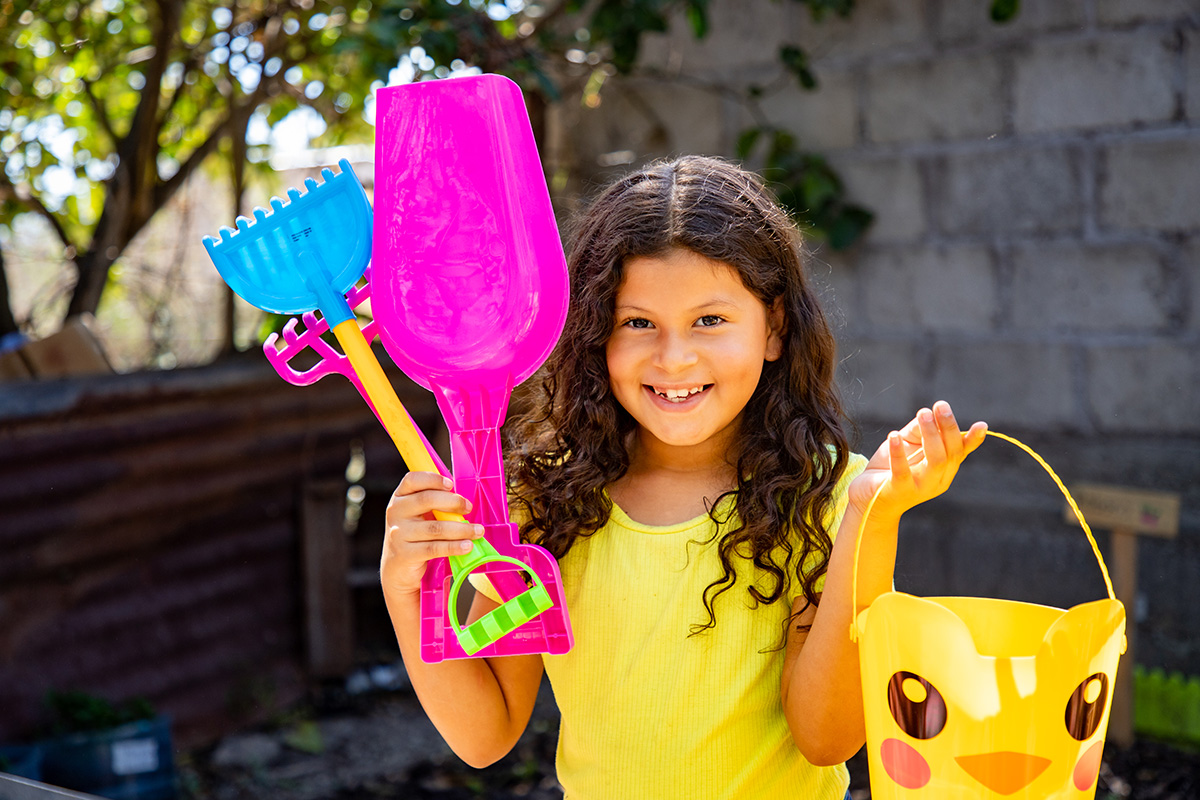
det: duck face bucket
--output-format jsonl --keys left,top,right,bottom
{"left": 852, "top": 432, "right": 1126, "bottom": 799}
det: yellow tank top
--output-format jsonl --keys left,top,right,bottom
{"left": 526, "top": 453, "right": 867, "bottom": 799}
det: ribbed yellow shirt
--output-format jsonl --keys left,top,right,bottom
{"left": 505, "top": 453, "right": 867, "bottom": 799}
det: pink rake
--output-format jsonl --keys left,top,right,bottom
{"left": 262, "top": 269, "right": 449, "bottom": 475}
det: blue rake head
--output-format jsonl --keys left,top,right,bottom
{"left": 202, "top": 158, "right": 371, "bottom": 328}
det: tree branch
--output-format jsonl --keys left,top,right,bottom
{"left": 79, "top": 79, "right": 119, "bottom": 144}
{"left": 0, "top": 245, "right": 21, "bottom": 336}
{"left": 528, "top": 0, "right": 574, "bottom": 38}
{"left": 153, "top": 88, "right": 263, "bottom": 211}
{"left": 0, "top": 172, "right": 77, "bottom": 253}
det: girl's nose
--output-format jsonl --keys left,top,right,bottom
{"left": 653, "top": 331, "right": 699, "bottom": 371}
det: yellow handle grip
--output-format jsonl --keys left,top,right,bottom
{"left": 331, "top": 319, "right": 465, "bottom": 524}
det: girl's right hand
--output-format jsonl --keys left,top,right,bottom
{"left": 381, "top": 471, "right": 485, "bottom": 598}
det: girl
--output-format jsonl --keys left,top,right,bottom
{"left": 381, "top": 155, "right": 987, "bottom": 799}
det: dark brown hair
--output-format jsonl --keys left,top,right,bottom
{"left": 506, "top": 155, "right": 852, "bottom": 634}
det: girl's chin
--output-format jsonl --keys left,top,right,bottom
{"left": 637, "top": 420, "right": 739, "bottom": 452}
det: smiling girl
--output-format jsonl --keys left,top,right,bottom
{"left": 380, "top": 155, "right": 987, "bottom": 799}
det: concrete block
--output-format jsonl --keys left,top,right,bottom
{"left": 1184, "top": 238, "right": 1200, "bottom": 332}
{"left": 638, "top": 0, "right": 790, "bottom": 74}
{"left": 1187, "top": 26, "right": 1200, "bottom": 123}
{"left": 764, "top": 69, "right": 859, "bottom": 152}
{"left": 791, "top": 0, "right": 930, "bottom": 62}
{"left": 1140, "top": 538, "right": 1200, "bottom": 659}
{"left": 574, "top": 77, "right": 728, "bottom": 161}
{"left": 1100, "top": 135, "right": 1200, "bottom": 232}
{"left": 937, "top": 0, "right": 1086, "bottom": 43}
{"left": 836, "top": 337, "right": 919, "bottom": 422}
{"left": 939, "top": 145, "right": 1082, "bottom": 235}
{"left": 1096, "top": 0, "right": 1196, "bottom": 25}
{"left": 865, "top": 52, "right": 1006, "bottom": 143}
{"left": 1011, "top": 242, "right": 1171, "bottom": 332}
{"left": 1088, "top": 342, "right": 1200, "bottom": 433}
{"left": 828, "top": 154, "right": 926, "bottom": 243}
{"left": 860, "top": 245, "right": 997, "bottom": 332}
{"left": 929, "top": 341, "right": 1078, "bottom": 429}
{"left": 1014, "top": 32, "right": 1177, "bottom": 134}
{"left": 807, "top": 247, "right": 860, "bottom": 333}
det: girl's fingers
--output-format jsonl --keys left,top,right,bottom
{"left": 898, "top": 414, "right": 923, "bottom": 446}
{"left": 403, "top": 518, "right": 486, "bottom": 544}
{"left": 396, "top": 470, "right": 454, "bottom": 494}
{"left": 916, "top": 407, "right": 948, "bottom": 466}
{"left": 419, "top": 538, "right": 478, "bottom": 559}
{"left": 933, "top": 401, "right": 964, "bottom": 461}
{"left": 963, "top": 420, "right": 989, "bottom": 454}
{"left": 389, "top": 487, "right": 473, "bottom": 520}
{"left": 888, "top": 431, "right": 913, "bottom": 484}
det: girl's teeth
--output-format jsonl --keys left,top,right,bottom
{"left": 655, "top": 386, "right": 705, "bottom": 401}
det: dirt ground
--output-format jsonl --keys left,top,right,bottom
{"left": 179, "top": 677, "right": 1200, "bottom": 800}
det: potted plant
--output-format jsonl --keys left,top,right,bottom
{"left": 38, "top": 690, "right": 176, "bottom": 800}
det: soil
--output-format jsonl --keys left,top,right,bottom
{"left": 180, "top": 678, "right": 1200, "bottom": 800}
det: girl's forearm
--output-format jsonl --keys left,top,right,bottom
{"left": 782, "top": 506, "right": 900, "bottom": 765}
{"left": 383, "top": 586, "right": 533, "bottom": 767}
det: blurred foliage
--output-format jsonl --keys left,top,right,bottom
{"left": 0, "top": 0, "right": 393, "bottom": 333}
{"left": 737, "top": 126, "right": 872, "bottom": 250}
{"left": 1, "top": 0, "right": 1023, "bottom": 355}
{"left": 356, "top": 0, "right": 871, "bottom": 250}
{"left": 991, "top": 0, "right": 1020, "bottom": 23}
{"left": 45, "top": 689, "right": 156, "bottom": 735}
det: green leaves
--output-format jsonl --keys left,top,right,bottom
{"left": 45, "top": 690, "right": 156, "bottom": 735}
{"left": 1, "top": 0, "right": 391, "bottom": 323}
{"left": 685, "top": 0, "right": 711, "bottom": 39}
{"left": 990, "top": 0, "right": 1021, "bottom": 23}
{"left": 738, "top": 126, "right": 873, "bottom": 250}
{"left": 779, "top": 45, "right": 817, "bottom": 90}
{"left": 790, "top": 0, "right": 856, "bottom": 23}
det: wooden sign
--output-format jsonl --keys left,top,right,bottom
{"left": 1064, "top": 482, "right": 1180, "bottom": 538}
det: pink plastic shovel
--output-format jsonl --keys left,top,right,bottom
{"left": 372, "top": 74, "right": 573, "bottom": 663}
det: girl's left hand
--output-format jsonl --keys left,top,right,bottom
{"left": 848, "top": 400, "right": 988, "bottom": 521}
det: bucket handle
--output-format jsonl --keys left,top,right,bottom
{"left": 849, "top": 430, "right": 1116, "bottom": 642}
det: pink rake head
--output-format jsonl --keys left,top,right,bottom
{"left": 372, "top": 74, "right": 572, "bottom": 663}
{"left": 262, "top": 270, "right": 449, "bottom": 476}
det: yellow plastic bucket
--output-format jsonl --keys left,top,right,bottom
{"left": 852, "top": 432, "right": 1126, "bottom": 798}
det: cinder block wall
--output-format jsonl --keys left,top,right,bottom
{"left": 562, "top": 0, "right": 1200, "bottom": 671}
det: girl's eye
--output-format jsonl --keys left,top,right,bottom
{"left": 622, "top": 317, "right": 652, "bottom": 329}
{"left": 697, "top": 315, "right": 723, "bottom": 327}
{"left": 1065, "top": 673, "right": 1108, "bottom": 741}
{"left": 887, "top": 671, "right": 947, "bottom": 740}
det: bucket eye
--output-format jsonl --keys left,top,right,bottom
{"left": 1065, "top": 673, "right": 1108, "bottom": 741}
{"left": 888, "top": 671, "right": 947, "bottom": 740}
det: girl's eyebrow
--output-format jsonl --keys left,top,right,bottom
{"left": 615, "top": 298, "right": 742, "bottom": 314}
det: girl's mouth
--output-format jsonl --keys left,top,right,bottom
{"left": 646, "top": 384, "right": 712, "bottom": 404}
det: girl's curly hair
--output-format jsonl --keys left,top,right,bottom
{"left": 506, "top": 155, "right": 852, "bottom": 635}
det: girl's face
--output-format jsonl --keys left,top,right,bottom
{"left": 606, "top": 247, "right": 784, "bottom": 463}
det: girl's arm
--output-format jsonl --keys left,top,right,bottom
{"left": 780, "top": 401, "right": 987, "bottom": 766}
{"left": 381, "top": 471, "right": 545, "bottom": 768}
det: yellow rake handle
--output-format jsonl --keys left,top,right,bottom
{"left": 331, "top": 319, "right": 461, "bottom": 525}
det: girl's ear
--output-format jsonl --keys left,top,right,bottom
{"left": 765, "top": 297, "right": 786, "bottom": 362}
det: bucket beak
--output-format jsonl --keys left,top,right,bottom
{"left": 955, "top": 751, "right": 1051, "bottom": 795}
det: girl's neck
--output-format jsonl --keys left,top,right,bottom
{"left": 608, "top": 428, "right": 740, "bottom": 526}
